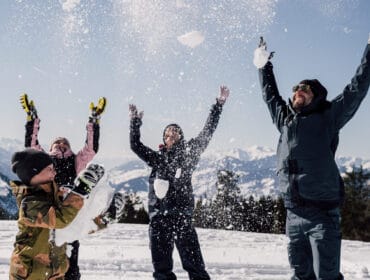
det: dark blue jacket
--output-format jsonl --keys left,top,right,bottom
{"left": 130, "top": 102, "right": 223, "bottom": 218}
{"left": 259, "top": 44, "right": 370, "bottom": 209}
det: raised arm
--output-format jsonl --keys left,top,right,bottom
{"left": 331, "top": 40, "right": 370, "bottom": 130}
{"left": 75, "top": 97, "right": 106, "bottom": 173}
{"left": 256, "top": 38, "right": 288, "bottom": 132}
{"left": 13, "top": 182, "right": 80, "bottom": 230}
{"left": 129, "top": 104, "right": 159, "bottom": 167}
{"left": 189, "top": 86, "right": 229, "bottom": 156}
{"left": 20, "top": 94, "right": 42, "bottom": 150}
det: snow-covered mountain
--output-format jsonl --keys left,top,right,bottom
{"left": 0, "top": 138, "right": 26, "bottom": 217}
{"left": 0, "top": 138, "right": 24, "bottom": 180}
{"left": 1, "top": 138, "right": 370, "bottom": 217}
{"left": 107, "top": 145, "right": 370, "bottom": 200}
{"left": 0, "top": 174, "right": 17, "bottom": 217}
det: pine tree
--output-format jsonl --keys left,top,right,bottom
{"left": 272, "top": 196, "right": 286, "bottom": 234}
{"left": 258, "top": 195, "right": 275, "bottom": 233}
{"left": 212, "top": 170, "right": 242, "bottom": 230}
{"left": 341, "top": 165, "right": 370, "bottom": 241}
{"left": 193, "top": 198, "right": 205, "bottom": 228}
{"left": 243, "top": 195, "right": 258, "bottom": 232}
{"left": 0, "top": 206, "right": 6, "bottom": 220}
{"left": 118, "top": 192, "right": 149, "bottom": 224}
{"left": 204, "top": 199, "right": 216, "bottom": 229}
{"left": 135, "top": 206, "right": 149, "bottom": 224}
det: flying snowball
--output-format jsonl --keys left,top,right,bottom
{"left": 253, "top": 46, "right": 270, "bottom": 69}
{"left": 177, "top": 31, "right": 205, "bottom": 48}
{"left": 61, "top": 0, "right": 81, "bottom": 12}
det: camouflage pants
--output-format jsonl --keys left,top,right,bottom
{"left": 9, "top": 243, "right": 69, "bottom": 280}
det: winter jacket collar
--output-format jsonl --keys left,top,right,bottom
{"left": 288, "top": 93, "right": 331, "bottom": 116}
{"left": 49, "top": 148, "right": 74, "bottom": 158}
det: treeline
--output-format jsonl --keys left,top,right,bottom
{"left": 193, "top": 170, "right": 286, "bottom": 234}
{"left": 341, "top": 166, "right": 370, "bottom": 241}
{"left": 117, "top": 192, "right": 149, "bottom": 224}
{"left": 1, "top": 167, "right": 369, "bottom": 241}
{"left": 193, "top": 167, "right": 370, "bottom": 242}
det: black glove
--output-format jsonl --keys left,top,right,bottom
{"left": 102, "top": 192, "right": 125, "bottom": 223}
{"left": 72, "top": 163, "right": 105, "bottom": 198}
{"left": 259, "top": 36, "right": 275, "bottom": 59}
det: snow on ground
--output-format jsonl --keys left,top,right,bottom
{"left": 1, "top": 221, "right": 369, "bottom": 279}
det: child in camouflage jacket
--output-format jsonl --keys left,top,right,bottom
{"left": 9, "top": 148, "right": 104, "bottom": 280}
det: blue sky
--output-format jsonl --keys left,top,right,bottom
{"left": 0, "top": 0, "right": 369, "bottom": 161}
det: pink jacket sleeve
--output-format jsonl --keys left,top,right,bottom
{"left": 25, "top": 118, "right": 43, "bottom": 151}
{"left": 74, "top": 122, "right": 97, "bottom": 174}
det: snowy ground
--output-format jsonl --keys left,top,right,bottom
{"left": 1, "top": 221, "right": 369, "bottom": 279}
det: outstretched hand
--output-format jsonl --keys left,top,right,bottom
{"left": 20, "top": 93, "right": 38, "bottom": 121}
{"left": 258, "top": 37, "right": 275, "bottom": 59}
{"left": 258, "top": 36, "right": 266, "bottom": 48}
{"left": 89, "top": 97, "right": 107, "bottom": 124}
{"left": 217, "top": 86, "right": 230, "bottom": 105}
{"left": 253, "top": 36, "right": 274, "bottom": 69}
{"left": 129, "top": 104, "right": 144, "bottom": 119}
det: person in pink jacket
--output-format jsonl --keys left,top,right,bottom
{"left": 20, "top": 94, "right": 106, "bottom": 280}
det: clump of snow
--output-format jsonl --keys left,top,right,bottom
{"left": 177, "top": 31, "right": 205, "bottom": 48}
{"left": 253, "top": 46, "right": 270, "bottom": 69}
{"left": 114, "top": 0, "right": 277, "bottom": 55}
{"left": 61, "top": 0, "right": 81, "bottom": 12}
{"left": 55, "top": 177, "right": 114, "bottom": 245}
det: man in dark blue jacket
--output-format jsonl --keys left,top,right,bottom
{"left": 129, "top": 86, "right": 229, "bottom": 280}
{"left": 256, "top": 37, "right": 370, "bottom": 280}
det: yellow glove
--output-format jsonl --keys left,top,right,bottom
{"left": 89, "top": 97, "right": 107, "bottom": 123}
{"left": 20, "top": 93, "right": 38, "bottom": 121}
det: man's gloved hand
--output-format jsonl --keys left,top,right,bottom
{"left": 71, "top": 163, "right": 105, "bottom": 198}
{"left": 20, "top": 93, "right": 38, "bottom": 121}
{"left": 89, "top": 97, "right": 107, "bottom": 124}
{"left": 101, "top": 192, "right": 126, "bottom": 224}
{"left": 129, "top": 104, "right": 144, "bottom": 120}
{"left": 217, "top": 85, "right": 230, "bottom": 105}
{"left": 253, "top": 36, "right": 274, "bottom": 69}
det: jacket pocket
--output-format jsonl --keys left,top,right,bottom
{"left": 153, "top": 179, "right": 169, "bottom": 199}
{"left": 296, "top": 158, "right": 340, "bottom": 201}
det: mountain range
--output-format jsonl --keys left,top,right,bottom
{"left": 1, "top": 137, "right": 370, "bottom": 217}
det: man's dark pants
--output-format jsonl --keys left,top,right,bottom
{"left": 286, "top": 207, "right": 344, "bottom": 280}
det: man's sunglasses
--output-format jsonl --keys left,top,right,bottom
{"left": 292, "top": 84, "right": 311, "bottom": 93}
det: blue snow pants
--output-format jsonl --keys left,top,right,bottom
{"left": 149, "top": 213, "right": 210, "bottom": 280}
{"left": 286, "top": 207, "right": 344, "bottom": 280}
